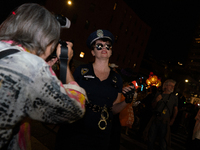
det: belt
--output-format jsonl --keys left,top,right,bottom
{"left": 85, "top": 102, "right": 112, "bottom": 130}
{"left": 85, "top": 102, "right": 112, "bottom": 113}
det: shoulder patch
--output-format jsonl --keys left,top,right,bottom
{"left": 81, "top": 68, "right": 89, "bottom": 75}
{"left": 112, "top": 76, "right": 118, "bottom": 83}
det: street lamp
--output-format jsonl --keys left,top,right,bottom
{"left": 67, "top": 0, "right": 72, "bottom": 5}
{"left": 175, "top": 79, "right": 189, "bottom": 94}
{"left": 176, "top": 79, "right": 189, "bottom": 88}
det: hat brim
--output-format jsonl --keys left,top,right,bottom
{"left": 90, "top": 36, "right": 113, "bottom": 46}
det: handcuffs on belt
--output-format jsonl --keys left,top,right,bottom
{"left": 86, "top": 102, "right": 111, "bottom": 130}
{"left": 98, "top": 105, "right": 109, "bottom": 130}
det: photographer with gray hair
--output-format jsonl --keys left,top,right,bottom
{"left": 0, "top": 3, "right": 86, "bottom": 149}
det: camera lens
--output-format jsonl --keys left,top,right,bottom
{"left": 55, "top": 14, "right": 71, "bottom": 28}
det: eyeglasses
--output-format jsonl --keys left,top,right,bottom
{"left": 95, "top": 43, "right": 112, "bottom": 50}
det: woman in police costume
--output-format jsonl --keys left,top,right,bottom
{"left": 55, "top": 29, "right": 134, "bottom": 150}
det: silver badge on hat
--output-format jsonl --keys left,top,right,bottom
{"left": 97, "top": 29, "right": 104, "bottom": 38}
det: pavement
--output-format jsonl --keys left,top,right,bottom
{"left": 30, "top": 120, "right": 188, "bottom": 150}
{"left": 31, "top": 121, "right": 57, "bottom": 150}
{"left": 30, "top": 120, "right": 146, "bottom": 150}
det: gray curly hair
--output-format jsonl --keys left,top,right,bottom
{"left": 162, "top": 79, "right": 176, "bottom": 91}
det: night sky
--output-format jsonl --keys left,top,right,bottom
{"left": 123, "top": 0, "right": 200, "bottom": 64}
{"left": 0, "top": 0, "right": 45, "bottom": 23}
{"left": 1, "top": 0, "right": 200, "bottom": 65}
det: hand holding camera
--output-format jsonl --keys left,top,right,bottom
{"left": 56, "top": 41, "right": 74, "bottom": 64}
{"left": 47, "top": 14, "right": 74, "bottom": 84}
{"left": 46, "top": 14, "right": 72, "bottom": 63}
{"left": 65, "top": 42, "right": 74, "bottom": 64}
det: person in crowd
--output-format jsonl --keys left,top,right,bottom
{"left": 139, "top": 86, "right": 157, "bottom": 136}
{"left": 0, "top": 3, "right": 86, "bottom": 150}
{"left": 185, "top": 103, "right": 200, "bottom": 150}
{"left": 108, "top": 81, "right": 137, "bottom": 150}
{"left": 171, "top": 93, "right": 187, "bottom": 134}
{"left": 192, "top": 108, "right": 200, "bottom": 150}
{"left": 144, "top": 79, "right": 178, "bottom": 150}
{"left": 119, "top": 81, "right": 138, "bottom": 136}
{"left": 55, "top": 29, "right": 135, "bottom": 150}
{"left": 106, "top": 63, "right": 122, "bottom": 150}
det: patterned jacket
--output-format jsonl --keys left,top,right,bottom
{"left": 0, "top": 41, "right": 86, "bottom": 149}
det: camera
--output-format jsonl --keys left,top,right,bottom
{"left": 123, "top": 83, "right": 136, "bottom": 103}
{"left": 46, "top": 14, "right": 71, "bottom": 61}
{"left": 46, "top": 14, "right": 72, "bottom": 84}
{"left": 46, "top": 40, "right": 68, "bottom": 61}
{"left": 55, "top": 14, "right": 71, "bottom": 28}
{"left": 55, "top": 14, "right": 71, "bottom": 57}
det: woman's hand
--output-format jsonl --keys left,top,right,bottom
{"left": 56, "top": 41, "right": 74, "bottom": 65}
{"left": 122, "top": 86, "right": 134, "bottom": 94}
{"left": 122, "top": 85, "right": 135, "bottom": 103}
{"left": 47, "top": 57, "right": 58, "bottom": 67}
{"left": 66, "top": 42, "right": 74, "bottom": 64}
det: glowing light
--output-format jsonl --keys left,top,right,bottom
{"left": 156, "top": 80, "right": 161, "bottom": 87}
{"left": 67, "top": 0, "right": 72, "bottom": 5}
{"left": 146, "top": 72, "right": 161, "bottom": 89}
{"left": 79, "top": 52, "right": 85, "bottom": 58}
{"left": 195, "top": 38, "right": 200, "bottom": 40}
{"left": 178, "top": 62, "right": 183, "bottom": 65}
{"left": 185, "top": 79, "right": 188, "bottom": 83}
{"left": 113, "top": 3, "right": 117, "bottom": 10}
{"left": 131, "top": 81, "right": 138, "bottom": 89}
{"left": 146, "top": 79, "right": 151, "bottom": 85}
{"left": 141, "top": 84, "right": 144, "bottom": 91}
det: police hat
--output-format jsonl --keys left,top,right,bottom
{"left": 86, "top": 29, "right": 114, "bottom": 48}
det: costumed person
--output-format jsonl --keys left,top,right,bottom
{"left": 108, "top": 80, "right": 137, "bottom": 150}
{"left": 107, "top": 63, "right": 121, "bottom": 150}
{"left": 55, "top": 29, "right": 135, "bottom": 150}
{"left": 143, "top": 79, "right": 178, "bottom": 150}
{"left": 0, "top": 3, "right": 86, "bottom": 150}
{"left": 119, "top": 81, "right": 138, "bottom": 136}
{"left": 191, "top": 108, "right": 200, "bottom": 150}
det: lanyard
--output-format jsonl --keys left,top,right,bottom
{"left": 0, "top": 49, "right": 19, "bottom": 59}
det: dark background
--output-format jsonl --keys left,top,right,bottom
{"left": 123, "top": 0, "right": 200, "bottom": 64}
{"left": 1, "top": 0, "right": 200, "bottom": 65}
{"left": 0, "top": 0, "right": 46, "bottom": 23}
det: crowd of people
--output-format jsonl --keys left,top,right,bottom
{"left": 0, "top": 3, "right": 200, "bottom": 150}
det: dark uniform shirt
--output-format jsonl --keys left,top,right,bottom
{"left": 56, "top": 63, "right": 123, "bottom": 150}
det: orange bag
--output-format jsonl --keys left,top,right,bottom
{"left": 119, "top": 95, "right": 134, "bottom": 128}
